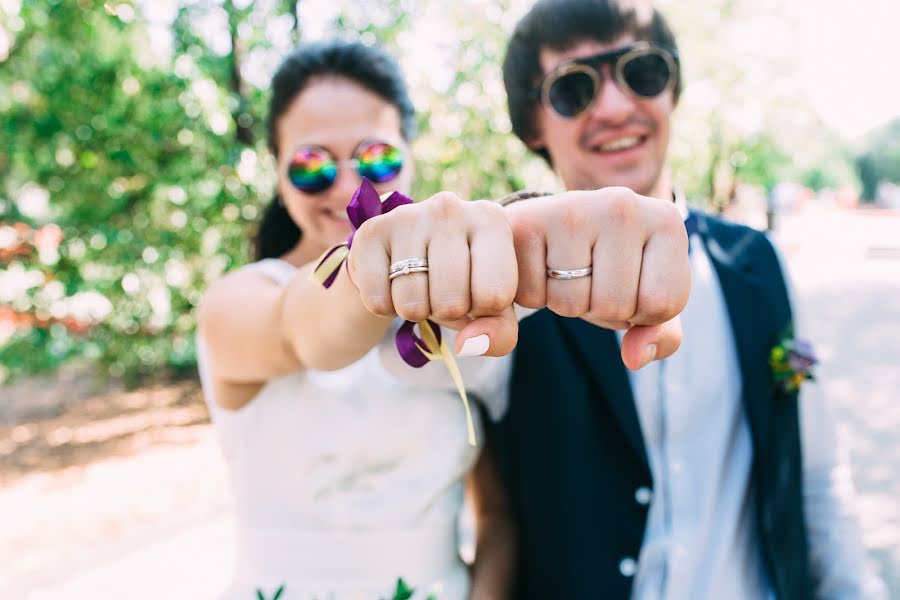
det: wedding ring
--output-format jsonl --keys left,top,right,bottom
{"left": 389, "top": 266, "right": 429, "bottom": 281}
{"left": 389, "top": 258, "right": 429, "bottom": 281}
{"left": 547, "top": 266, "right": 592, "bottom": 280}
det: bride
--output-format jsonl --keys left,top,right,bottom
{"left": 197, "top": 39, "right": 688, "bottom": 599}
{"left": 197, "top": 39, "right": 519, "bottom": 600}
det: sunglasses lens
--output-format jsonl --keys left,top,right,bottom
{"left": 548, "top": 71, "right": 596, "bottom": 117}
{"left": 288, "top": 148, "right": 337, "bottom": 193}
{"left": 356, "top": 141, "right": 403, "bottom": 183}
{"left": 622, "top": 52, "right": 672, "bottom": 97}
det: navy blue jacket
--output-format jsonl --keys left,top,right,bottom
{"left": 489, "top": 212, "right": 812, "bottom": 599}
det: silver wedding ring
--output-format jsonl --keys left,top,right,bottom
{"left": 389, "top": 258, "right": 429, "bottom": 281}
{"left": 547, "top": 266, "right": 593, "bottom": 280}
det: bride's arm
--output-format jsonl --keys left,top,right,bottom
{"left": 467, "top": 440, "right": 516, "bottom": 599}
{"left": 198, "top": 260, "right": 393, "bottom": 389}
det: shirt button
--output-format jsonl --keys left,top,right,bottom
{"left": 634, "top": 486, "right": 653, "bottom": 505}
{"left": 619, "top": 557, "right": 637, "bottom": 577}
{"left": 671, "top": 460, "right": 683, "bottom": 475}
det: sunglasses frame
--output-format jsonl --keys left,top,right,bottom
{"left": 535, "top": 42, "right": 679, "bottom": 119}
{"left": 286, "top": 138, "right": 404, "bottom": 194}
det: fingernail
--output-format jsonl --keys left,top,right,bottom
{"left": 643, "top": 344, "right": 658, "bottom": 365}
{"left": 457, "top": 334, "right": 490, "bottom": 357}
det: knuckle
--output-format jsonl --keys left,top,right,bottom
{"left": 515, "top": 288, "right": 545, "bottom": 309}
{"left": 471, "top": 199, "right": 506, "bottom": 223}
{"left": 353, "top": 219, "right": 377, "bottom": 244}
{"left": 395, "top": 299, "right": 430, "bottom": 322}
{"left": 656, "top": 203, "right": 685, "bottom": 235}
{"left": 427, "top": 192, "right": 464, "bottom": 219}
{"left": 601, "top": 187, "right": 637, "bottom": 222}
{"left": 431, "top": 295, "right": 470, "bottom": 321}
{"left": 558, "top": 201, "right": 589, "bottom": 234}
{"left": 364, "top": 295, "right": 394, "bottom": 317}
{"left": 512, "top": 219, "right": 544, "bottom": 253}
{"left": 548, "top": 294, "right": 589, "bottom": 318}
{"left": 588, "top": 296, "right": 637, "bottom": 323}
{"left": 474, "top": 287, "right": 513, "bottom": 315}
{"left": 388, "top": 202, "right": 418, "bottom": 225}
{"left": 636, "top": 292, "right": 684, "bottom": 323}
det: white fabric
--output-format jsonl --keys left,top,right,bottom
{"left": 625, "top": 232, "right": 771, "bottom": 600}
{"left": 624, "top": 218, "right": 885, "bottom": 599}
{"left": 197, "top": 258, "right": 513, "bottom": 600}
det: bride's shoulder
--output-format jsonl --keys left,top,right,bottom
{"left": 238, "top": 258, "right": 298, "bottom": 286}
{"left": 205, "top": 259, "right": 297, "bottom": 297}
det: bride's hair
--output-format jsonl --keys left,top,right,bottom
{"left": 255, "top": 39, "right": 417, "bottom": 260}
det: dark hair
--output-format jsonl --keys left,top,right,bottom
{"left": 255, "top": 39, "right": 417, "bottom": 260}
{"left": 502, "top": 0, "right": 681, "bottom": 166}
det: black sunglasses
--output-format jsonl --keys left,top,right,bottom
{"left": 532, "top": 42, "right": 679, "bottom": 118}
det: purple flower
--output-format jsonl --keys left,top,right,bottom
{"left": 785, "top": 338, "right": 818, "bottom": 374}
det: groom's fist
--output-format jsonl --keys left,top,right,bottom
{"left": 505, "top": 187, "right": 691, "bottom": 366}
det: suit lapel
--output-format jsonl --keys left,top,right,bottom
{"left": 556, "top": 317, "right": 650, "bottom": 469}
{"left": 695, "top": 211, "right": 771, "bottom": 452}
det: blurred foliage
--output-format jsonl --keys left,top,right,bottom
{"left": 0, "top": 0, "right": 873, "bottom": 384}
{"left": 856, "top": 118, "right": 900, "bottom": 201}
{"left": 1, "top": 0, "right": 276, "bottom": 383}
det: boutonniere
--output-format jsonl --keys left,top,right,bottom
{"left": 769, "top": 329, "right": 818, "bottom": 393}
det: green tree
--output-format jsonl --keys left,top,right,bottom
{"left": 856, "top": 118, "right": 900, "bottom": 201}
{"left": 1, "top": 1, "right": 274, "bottom": 382}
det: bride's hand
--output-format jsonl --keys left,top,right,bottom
{"left": 348, "top": 192, "right": 520, "bottom": 357}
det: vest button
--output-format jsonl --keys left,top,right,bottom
{"left": 634, "top": 486, "right": 653, "bottom": 505}
{"left": 619, "top": 557, "right": 637, "bottom": 577}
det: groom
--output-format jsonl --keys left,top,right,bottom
{"left": 488, "top": 0, "right": 883, "bottom": 598}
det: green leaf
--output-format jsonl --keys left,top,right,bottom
{"left": 392, "top": 577, "right": 415, "bottom": 600}
{"left": 256, "top": 584, "right": 285, "bottom": 600}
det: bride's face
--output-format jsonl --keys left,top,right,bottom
{"left": 275, "top": 76, "right": 413, "bottom": 254}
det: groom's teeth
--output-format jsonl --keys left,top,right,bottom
{"left": 598, "top": 136, "right": 641, "bottom": 152}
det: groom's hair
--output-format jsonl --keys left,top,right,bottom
{"left": 502, "top": 0, "right": 681, "bottom": 166}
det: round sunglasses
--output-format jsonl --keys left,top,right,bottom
{"left": 287, "top": 139, "right": 404, "bottom": 194}
{"left": 534, "top": 42, "right": 679, "bottom": 119}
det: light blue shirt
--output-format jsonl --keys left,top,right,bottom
{"left": 621, "top": 204, "right": 885, "bottom": 599}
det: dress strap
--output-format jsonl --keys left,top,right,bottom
{"left": 246, "top": 258, "right": 297, "bottom": 287}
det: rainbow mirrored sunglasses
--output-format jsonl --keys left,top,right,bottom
{"left": 287, "top": 139, "right": 404, "bottom": 194}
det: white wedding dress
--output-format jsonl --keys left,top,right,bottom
{"left": 198, "top": 259, "right": 512, "bottom": 600}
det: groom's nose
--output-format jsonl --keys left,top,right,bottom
{"left": 588, "top": 71, "right": 637, "bottom": 125}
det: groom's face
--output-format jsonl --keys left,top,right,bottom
{"left": 529, "top": 34, "right": 675, "bottom": 197}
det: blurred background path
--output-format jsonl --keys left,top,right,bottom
{"left": 1, "top": 205, "right": 898, "bottom": 598}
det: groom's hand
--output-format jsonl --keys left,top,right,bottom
{"left": 504, "top": 187, "right": 691, "bottom": 369}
